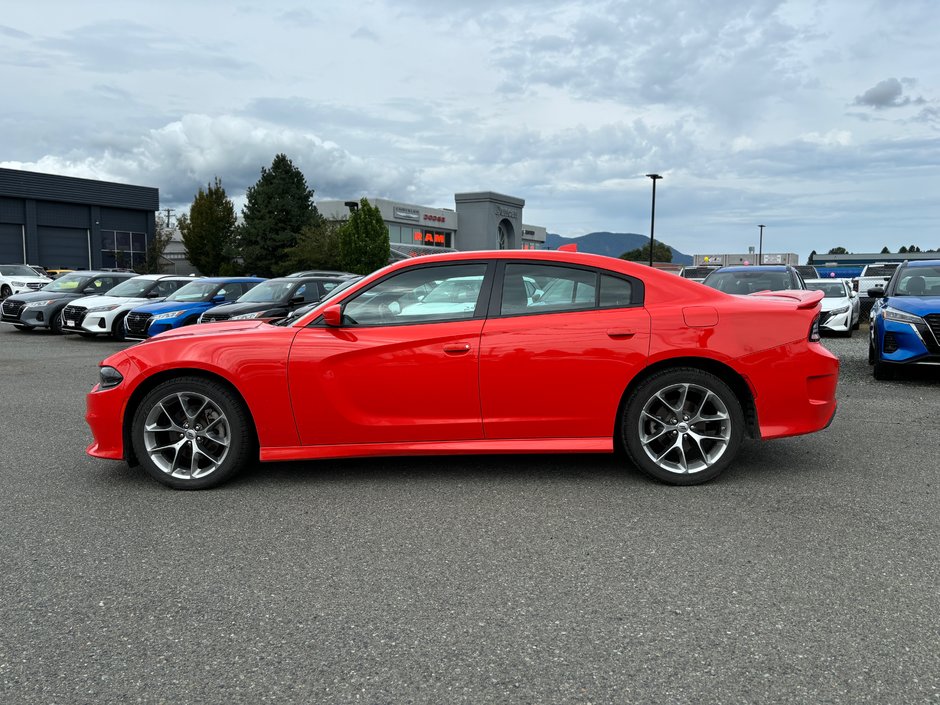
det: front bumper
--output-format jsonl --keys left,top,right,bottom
{"left": 1, "top": 303, "right": 58, "bottom": 329}
{"left": 85, "top": 382, "right": 129, "bottom": 460}
{"left": 876, "top": 318, "right": 939, "bottom": 364}
{"left": 820, "top": 309, "right": 852, "bottom": 332}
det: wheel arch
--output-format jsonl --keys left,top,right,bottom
{"left": 614, "top": 356, "right": 759, "bottom": 449}
{"left": 122, "top": 367, "right": 259, "bottom": 467}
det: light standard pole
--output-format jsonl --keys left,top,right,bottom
{"left": 645, "top": 174, "right": 662, "bottom": 267}
{"left": 758, "top": 224, "right": 765, "bottom": 265}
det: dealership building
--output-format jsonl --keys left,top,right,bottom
{"left": 318, "top": 191, "right": 547, "bottom": 254}
{"left": 0, "top": 167, "right": 159, "bottom": 270}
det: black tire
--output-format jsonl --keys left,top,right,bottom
{"left": 841, "top": 327, "right": 853, "bottom": 338}
{"left": 0, "top": 285, "right": 11, "bottom": 300}
{"left": 853, "top": 316, "right": 860, "bottom": 330}
{"left": 49, "top": 309, "right": 63, "bottom": 334}
{"left": 622, "top": 367, "right": 744, "bottom": 485}
{"left": 111, "top": 313, "right": 127, "bottom": 341}
{"left": 131, "top": 377, "right": 256, "bottom": 490}
{"left": 868, "top": 340, "right": 875, "bottom": 365}
{"left": 873, "top": 359, "right": 895, "bottom": 381}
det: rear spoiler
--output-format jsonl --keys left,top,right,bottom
{"left": 748, "top": 290, "right": 824, "bottom": 309}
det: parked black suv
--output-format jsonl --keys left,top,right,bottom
{"left": 197, "top": 276, "right": 349, "bottom": 323}
{"left": 1, "top": 270, "right": 137, "bottom": 332}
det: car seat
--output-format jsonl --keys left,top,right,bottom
{"left": 904, "top": 275, "right": 926, "bottom": 295}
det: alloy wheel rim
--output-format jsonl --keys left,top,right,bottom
{"left": 143, "top": 391, "right": 231, "bottom": 479}
{"left": 638, "top": 382, "right": 731, "bottom": 474}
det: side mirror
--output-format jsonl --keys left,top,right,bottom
{"left": 849, "top": 290, "right": 857, "bottom": 299}
{"left": 322, "top": 304, "right": 342, "bottom": 327}
{"left": 290, "top": 294, "right": 305, "bottom": 304}
{"left": 867, "top": 287, "right": 885, "bottom": 298}
{"left": 83, "top": 286, "right": 97, "bottom": 294}
{"left": 212, "top": 294, "right": 225, "bottom": 303}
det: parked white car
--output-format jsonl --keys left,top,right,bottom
{"left": 0, "top": 263, "right": 52, "bottom": 299}
{"left": 805, "top": 278, "right": 860, "bottom": 336}
{"left": 59, "top": 274, "right": 194, "bottom": 340}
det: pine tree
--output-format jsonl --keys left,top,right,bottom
{"left": 238, "top": 153, "right": 319, "bottom": 276}
{"left": 178, "top": 177, "right": 237, "bottom": 276}
{"left": 339, "top": 198, "right": 390, "bottom": 274}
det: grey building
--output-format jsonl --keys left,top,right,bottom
{"left": 319, "top": 191, "right": 547, "bottom": 253}
{"left": 0, "top": 168, "right": 159, "bottom": 270}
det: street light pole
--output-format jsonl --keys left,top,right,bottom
{"left": 758, "top": 224, "right": 765, "bottom": 265}
{"left": 646, "top": 174, "right": 662, "bottom": 267}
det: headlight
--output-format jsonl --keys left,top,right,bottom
{"left": 231, "top": 311, "right": 264, "bottom": 320}
{"left": 23, "top": 299, "right": 58, "bottom": 308}
{"left": 830, "top": 305, "right": 850, "bottom": 315}
{"left": 98, "top": 366, "right": 124, "bottom": 389}
{"left": 883, "top": 307, "right": 924, "bottom": 325}
{"left": 11, "top": 281, "right": 26, "bottom": 287}
{"left": 86, "top": 304, "right": 120, "bottom": 313}
{"left": 152, "top": 310, "right": 186, "bottom": 320}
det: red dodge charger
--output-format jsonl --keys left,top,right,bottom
{"left": 86, "top": 250, "right": 839, "bottom": 489}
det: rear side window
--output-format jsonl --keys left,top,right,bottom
{"left": 500, "top": 264, "right": 639, "bottom": 315}
{"left": 599, "top": 275, "right": 633, "bottom": 307}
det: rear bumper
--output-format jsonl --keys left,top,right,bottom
{"left": 740, "top": 341, "right": 840, "bottom": 440}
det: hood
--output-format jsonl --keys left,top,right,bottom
{"left": 132, "top": 299, "right": 213, "bottom": 315}
{"left": 68, "top": 294, "right": 157, "bottom": 309}
{"left": 819, "top": 297, "right": 850, "bottom": 312}
{"left": 5, "top": 290, "right": 79, "bottom": 303}
{"left": 203, "top": 301, "right": 285, "bottom": 316}
{"left": 884, "top": 295, "right": 940, "bottom": 317}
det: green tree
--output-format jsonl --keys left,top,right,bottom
{"left": 908, "top": 244, "right": 921, "bottom": 252}
{"left": 880, "top": 246, "right": 891, "bottom": 254}
{"left": 238, "top": 153, "right": 319, "bottom": 276}
{"left": 143, "top": 211, "right": 174, "bottom": 274}
{"left": 338, "top": 198, "right": 390, "bottom": 274}
{"left": 284, "top": 219, "right": 346, "bottom": 273}
{"left": 620, "top": 239, "right": 673, "bottom": 263}
{"left": 178, "top": 177, "right": 237, "bottom": 276}
{"left": 827, "top": 246, "right": 849, "bottom": 255}
{"left": 899, "top": 246, "right": 908, "bottom": 253}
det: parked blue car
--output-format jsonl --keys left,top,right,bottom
{"left": 868, "top": 259, "right": 940, "bottom": 380}
{"left": 124, "top": 277, "right": 265, "bottom": 339}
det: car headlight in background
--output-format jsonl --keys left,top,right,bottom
{"left": 830, "top": 305, "right": 850, "bottom": 315}
{"left": 23, "top": 299, "right": 59, "bottom": 308}
{"left": 883, "top": 307, "right": 925, "bottom": 325}
{"left": 231, "top": 311, "right": 264, "bottom": 320}
{"left": 98, "top": 366, "right": 124, "bottom": 389}
{"left": 12, "top": 281, "right": 27, "bottom": 287}
{"left": 151, "top": 310, "right": 186, "bottom": 320}
{"left": 86, "top": 304, "right": 120, "bottom": 313}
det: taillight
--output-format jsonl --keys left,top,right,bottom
{"left": 809, "top": 315, "right": 821, "bottom": 342}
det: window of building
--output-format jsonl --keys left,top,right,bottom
{"left": 101, "top": 230, "right": 147, "bottom": 269}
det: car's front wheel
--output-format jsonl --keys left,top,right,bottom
{"left": 0, "top": 285, "right": 11, "bottom": 300}
{"left": 622, "top": 368, "right": 744, "bottom": 485}
{"left": 131, "top": 377, "right": 255, "bottom": 489}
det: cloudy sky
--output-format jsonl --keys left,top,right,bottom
{"left": 2, "top": 0, "right": 938, "bottom": 258}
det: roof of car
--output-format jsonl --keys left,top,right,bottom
{"left": 904, "top": 259, "right": 940, "bottom": 268}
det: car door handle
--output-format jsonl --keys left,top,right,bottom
{"left": 443, "top": 343, "right": 472, "bottom": 354}
{"left": 607, "top": 328, "right": 636, "bottom": 339}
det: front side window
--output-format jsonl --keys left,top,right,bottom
{"left": 342, "top": 264, "right": 487, "bottom": 325}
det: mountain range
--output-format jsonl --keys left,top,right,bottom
{"left": 546, "top": 232, "right": 692, "bottom": 265}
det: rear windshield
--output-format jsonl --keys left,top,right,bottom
{"left": 863, "top": 264, "right": 899, "bottom": 277}
{"left": 703, "top": 270, "right": 793, "bottom": 294}
{"left": 681, "top": 267, "right": 716, "bottom": 279}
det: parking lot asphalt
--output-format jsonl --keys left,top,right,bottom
{"left": 0, "top": 323, "right": 938, "bottom": 704}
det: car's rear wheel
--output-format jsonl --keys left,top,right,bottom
{"left": 622, "top": 368, "right": 744, "bottom": 485}
{"left": 131, "top": 377, "right": 255, "bottom": 490}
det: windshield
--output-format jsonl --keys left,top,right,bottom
{"left": 703, "top": 270, "right": 793, "bottom": 294}
{"left": 238, "top": 280, "right": 298, "bottom": 303}
{"left": 102, "top": 277, "right": 155, "bottom": 298}
{"left": 808, "top": 282, "right": 848, "bottom": 298}
{"left": 0, "top": 264, "right": 40, "bottom": 277}
{"left": 41, "top": 272, "right": 93, "bottom": 292}
{"left": 894, "top": 266, "right": 940, "bottom": 296}
{"left": 166, "top": 280, "right": 220, "bottom": 302}
{"left": 272, "top": 276, "right": 362, "bottom": 326}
